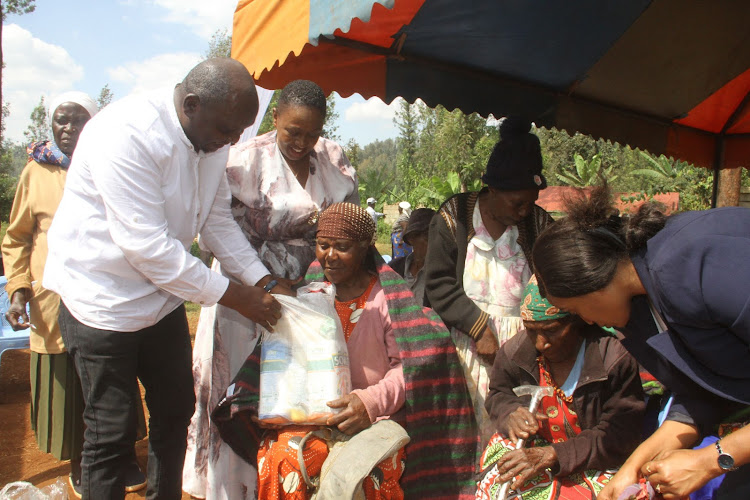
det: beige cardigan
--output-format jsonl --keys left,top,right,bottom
{"left": 2, "top": 160, "right": 67, "bottom": 353}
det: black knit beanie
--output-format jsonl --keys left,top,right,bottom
{"left": 481, "top": 116, "right": 547, "bottom": 191}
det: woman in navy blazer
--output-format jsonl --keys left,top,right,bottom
{"left": 531, "top": 186, "right": 750, "bottom": 500}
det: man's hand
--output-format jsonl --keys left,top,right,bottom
{"left": 475, "top": 325, "right": 499, "bottom": 364}
{"left": 6, "top": 289, "right": 31, "bottom": 330}
{"left": 218, "top": 281, "right": 282, "bottom": 330}
{"left": 506, "top": 406, "right": 547, "bottom": 442}
{"left": 496, "top": 446, "right": 558, "bottom": 490}
{"left": 326, "top": 393, "right": 371, "bottom": 435}
{"left": 255, "top": 274, "right": 300, "bottom": 297}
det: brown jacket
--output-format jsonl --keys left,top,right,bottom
{"left": 486, "top": 326, "right": 645, "bottom": 477}
{"left": 2, "top": 161, "right": 67, "bottom": 353}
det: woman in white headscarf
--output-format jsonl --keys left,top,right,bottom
{"left": 1, "top": 92, "right": 146, "bottom": 496}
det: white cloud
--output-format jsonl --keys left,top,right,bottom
{"left": 152, "top": 0, "right": 237, "bottom": 39}
{"left": 108, "top": 52, "right": 202, "bottom": 95}
{"left": 345, "top": 97, "right": 402, "bottom": 122}
{"left": 2, "top": 24, "right": 85, "bottom": 143}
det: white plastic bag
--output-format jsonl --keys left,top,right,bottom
{"left": 0, "top": 478, "right": 68, "bottom": 500}
{"left": 259, "top": 282, "right": 352, "bottom": 425}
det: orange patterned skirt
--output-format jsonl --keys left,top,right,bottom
{"left": 257, "top": 426, "right": 405, "bottom": 499}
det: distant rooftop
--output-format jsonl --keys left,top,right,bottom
{"left": 537, "top": 186, "right": 680, "bottom": 215}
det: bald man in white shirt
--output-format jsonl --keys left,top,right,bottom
{"left": 44, "top": 58, "right": 288, "bottom": 500}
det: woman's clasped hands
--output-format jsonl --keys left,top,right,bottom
{"left": 495, "top": 406, "right": 556, "bottom": 490}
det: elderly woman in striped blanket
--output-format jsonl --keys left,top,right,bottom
{"left": 212, "top": 202, "right": 479, "bottom": 499}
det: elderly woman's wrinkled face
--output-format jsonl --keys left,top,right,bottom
{"left": 316, "top": 236, "right": 369, "bottom": 286}
{"left": 485, "top": 188, "right": 539, "bottom": 227}
{"left": 274, "top": 104, "right": 325, "bottom": 163}
{"left": 524, "top": 318, "right": 581, "bottom": 363}
{"left": 52, "top": 103, "right": 91, "bottom": 156}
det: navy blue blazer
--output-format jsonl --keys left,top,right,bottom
{"left": 623, "top": 207, "right": 750, "bottom": 428}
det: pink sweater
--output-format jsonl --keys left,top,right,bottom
{"left": 347, "top": 281, "right": 405, "bottom": 422}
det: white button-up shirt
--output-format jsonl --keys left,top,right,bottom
{"left": 44, "top": 89, "right": 269, "bottom": 332}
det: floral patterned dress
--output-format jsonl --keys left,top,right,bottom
{"left": 454, "top": 202, "right": 531, "bottom": 448}
{"left": 183, "top": 131, "right": 358, "bottom": 500}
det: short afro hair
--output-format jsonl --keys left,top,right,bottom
{"left": 277, "top": 80, "right": 327, "bottom": 116}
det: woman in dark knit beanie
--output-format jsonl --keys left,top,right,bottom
{"left": 423, "top": 116, "right": 553, "bottom": 450}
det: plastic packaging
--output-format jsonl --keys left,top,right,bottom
{"left": 0, "top": 478, "right": 69, "bottom": 499}
{"left": 259, "top": 282, "right": 351, "bottom": 425}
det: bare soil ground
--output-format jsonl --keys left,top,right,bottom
{"left": 0, "top": 307, "right": 202, "bottom": 498}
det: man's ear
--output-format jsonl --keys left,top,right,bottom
{"left": 183, "top": 94, "right": 201, "bottom": 117}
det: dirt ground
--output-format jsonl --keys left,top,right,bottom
{"left": 0, "top": 310, "right": 201, "bottom": 498}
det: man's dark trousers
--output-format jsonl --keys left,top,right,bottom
{"left": 59, "top": 302, "right": 195, "bottom": 500}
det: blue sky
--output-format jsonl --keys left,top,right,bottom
{"left": 2, "top": 0, "right": 398, "bottom": 146}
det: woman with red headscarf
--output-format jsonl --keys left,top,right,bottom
{"left": 257, "top": 202, "right": 406, "bottom": 499}
{"left": 212, "top": 202, "right": 478, "bottom": 499}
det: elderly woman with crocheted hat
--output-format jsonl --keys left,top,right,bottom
{"left": 212, "top": 202, "right": 478, "bottom": 499}
{"left": 423, "top": 116, "right": 554, "bottom": 447}
{"left": 477, "top": 277, "right": 645, "bottom": 499}
{"left": 1, "top": 92, "right": 147, "bottom": 496}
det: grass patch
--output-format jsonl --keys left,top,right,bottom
{"left": 185, "top": 301, "right": 201, "bottom": 313}
{"left": 185, "top": 301, "right": 202, "bottom": 339}
{"left": 375, "top": 242, "right": 391, "bottom": 257}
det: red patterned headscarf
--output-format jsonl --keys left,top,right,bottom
{"left": 316, "top": 202, "right": 376, "bottom": 244}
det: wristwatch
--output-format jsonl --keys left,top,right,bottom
{"left": 263, "top": 279, "right": 279, "bottom": 293}
{"left": 715, "top": 439, "right": 737, "bottom": 472}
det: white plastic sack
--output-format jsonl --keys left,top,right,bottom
{"left": 259, "top": 282, "right": 351, "bottom": 425}
{"left": 0, "top": 478, "right": 68, "bottom": 500}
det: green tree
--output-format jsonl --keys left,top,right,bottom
{"left": 0, "top": 102, "right": 23, "bottom": 222}
{"left": 257, "top": 90, "right": 280, "bottom": 135}
{"left": 321, "top": 93, "right": 340, "bottom": 142}
{"left": 621, "top": 151, "right": 712, "bottom": 210}
{"left": 412, "top": 171, "right": 482, "bottom": 209}
{"left": 1, "top": 0, "right": 36, "bottom": 140}
{"left": 357, "top": 138, "right": 399, "bottom": 204}
{"left": 394, "top": 99, "right": 418, "bottom": 196}
{"left": 630, "top": 151, "right": 679, "bottom": 190}
{"left": 432, "top": 108, "right": 493, "bottom": 191}
{"left": 344, "top": 138, "right": 361, "bottom": 169}
{"left": 23, "top": 95, "right": 48, "bottom": 144}
{"left": 204, "top": 29, "right": 232, "bottom": 59}
{"left": 358, "top": 138, "right": 398, "bottom": 173}
{"left": 97, "top": 84, "right": 113, "bottom": 110}
{"left": 677, "top": 164, "right": 712, "bottom": 211}
{"left": 0, "top": 0, "right": 35, "bottom": 223}
{"left": 556, "top": 153, "right": 618, "bottom": 187}
{"left": 357, "top": 162, "right": 397, "bottom": 205}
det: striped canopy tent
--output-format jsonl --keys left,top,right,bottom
{"left": 232, "top": 0, "right": 750, "bottom": 198}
